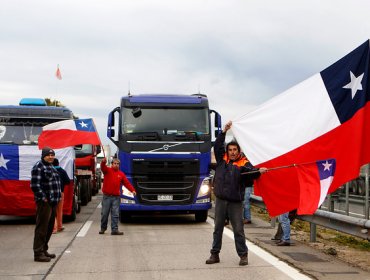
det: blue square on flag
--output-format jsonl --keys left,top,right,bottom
{"left": 0, "top": 145, "right": 19, "bottom": 180}
{"left": 316, "top": 159, "right": 336, "bottom": 180}
{"left": 74, "top": 119, "right": 96, "bottom": 132}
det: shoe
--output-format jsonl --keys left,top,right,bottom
{"left": 206, "top": 253, "right": 220, "bottom": 264}
{"left": 58, "top": 227, "right": 65, "bottom": 232}
{"left": 52, "top": 230, "right": 58, "bottom": 234}
{"left": 276, "top": 240, "right": 290, "bottom": 246}
{"left": 111, "top": 231, "right": 124, "bottom": 235}
{"left": 44, "top": 251, "right": 56, "bottom": 258}
{"left": 99, "top": 229, "right": 106, "bottom": 234}
{"left": 239, "top": 253, "right": 248, "bottom": 266}
{"left": 271, "top": 236, "right": 281, "bottom": 241}
{"left": 243, "top": 219, "right": 251, "bottom": 224}
{"left": 34, "top": 254, "right": 51, "bottom": 262}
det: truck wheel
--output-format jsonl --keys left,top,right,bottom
{"left": 195, "top": 211, "right": 208, "bottom": 222}
{"left": 91, "top": 181, "right": 98, "bottom": 196}
{"left": 80, "top": 180, "right": 88, "bottom": 206}
{"left": 120, "top": 211, "right": 131, "bottom": 223}
{"left": 64, "top": 197, "right": 77, "bottom": 222}
{"left": 357, "top": 178, "right": 365, "bottom": 196}
{"left": 85, "top": 179, "right": 92, "bottom": 202}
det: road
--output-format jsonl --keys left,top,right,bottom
{"left": 1, "top": 194, "right": 369, "bottom": 280}
{"left": 0, "top": 194, "right": 308, "bottom": 280}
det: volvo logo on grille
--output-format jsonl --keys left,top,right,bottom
{"left": 149, "top": 143, "right": 183, "bottom": 152}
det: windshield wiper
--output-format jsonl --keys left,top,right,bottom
{"left": 124, "top": 132, "right": 159, "bottom": 141}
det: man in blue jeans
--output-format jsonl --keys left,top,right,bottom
{"left": 243, "top": 186, "right": 252, "bottom": 224}
{"left": 272, "top": 210, "right": 296, "bottom": 246}
{"left": 99, "top": 157, "right": 136, "bottom": 235}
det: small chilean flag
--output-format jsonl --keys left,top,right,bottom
{"left": 38, "top": 118, "right": 101, "bottom": 149}
{"left": 55, "top": 64, "right": 62, "bottom": 80}
{"left": 296, "top": 159, "right": 336, "bottom": 214}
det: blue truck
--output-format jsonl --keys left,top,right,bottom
{"left": 107, "top": 93, "right": 222, "bottom": 222}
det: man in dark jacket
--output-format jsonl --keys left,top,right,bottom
{"left": 31, "top": 147, "right": 61, "bottom": 262}
{"left": 206, "top": 121, "right": 267, "bottom": 266}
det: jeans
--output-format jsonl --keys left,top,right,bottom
{"left": 101, "top": 195, "right": 120, "bottom": 232}
{"left": 211, "top": 197, "right": 248, "bottom": 257}
{"left": 278, "top": 212, "right": 291, "bottom": 241}
{"left": 33, "top": 201, "right": 56, "bottom": 256}
{"left": 243, "top": 187, "right": 252, "bottom": 221}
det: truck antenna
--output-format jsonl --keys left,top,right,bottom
{"left": 128, "top": 81, "right": 131, "bottom": 96}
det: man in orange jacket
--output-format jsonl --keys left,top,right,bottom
{"left": 99, "top": 157, "right": 136, "bottom": 235}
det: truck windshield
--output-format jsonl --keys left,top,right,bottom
{"left": 122, "top": 108, "right": 209, "bottom": 135}
{"left": 75, "top": 144, "right": 93, "bottom": 157}
{"left": 0, "top": 123, "right": 42, "bottom": 144}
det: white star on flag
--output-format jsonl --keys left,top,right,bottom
{"left": 79, "top": 121, "right": 88, "bottom": 128}
{"left": 342, "top": 71, "right": 364, "bottom": 99}
{"left": 0, "top": 153, "right": 10, "bottom": 169}
{"left": 322, "top": 160, "right": 332, "bottom": 172}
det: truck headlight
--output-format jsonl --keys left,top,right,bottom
{"left": 197, "top": 177, "right": 211, "bottom": 198}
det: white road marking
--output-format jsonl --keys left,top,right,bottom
{"left": 77, "top": 220, "right": 93, "bottom": 237}
{"left": 207, "top": 218, "right": 312, "bottom": 280}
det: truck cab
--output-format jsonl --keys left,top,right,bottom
{"left": 107, "top": 93, "right": 222, "bottom": 222}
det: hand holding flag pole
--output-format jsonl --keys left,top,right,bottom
{"left": 241, "top": 162, "right": 306, "bottom": 175}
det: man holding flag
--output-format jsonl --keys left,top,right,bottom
{"left": 206, "top": 121, "right": 267, "bottom": 266}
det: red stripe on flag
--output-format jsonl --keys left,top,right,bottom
{"left": 38, "top": 129, "right": 101, "bottom": 149}
{"left": 254, "top": 105, "right": 370, "bottom": 216}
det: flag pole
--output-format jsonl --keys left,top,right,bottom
{"left": 91, "top": 118, "right": 105, "bottom": 158}
{"left": 240, "top": 160, "right": 320, "bottom": 175}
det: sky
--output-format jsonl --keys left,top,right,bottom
{"left": 1, "top": 0, "right": 370, "bottom": 149}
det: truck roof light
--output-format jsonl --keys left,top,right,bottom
{"left": 19, "top": 98, "right": 47, "bottom": 106}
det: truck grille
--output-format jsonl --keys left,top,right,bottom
{"left": 132, "top": 160, "right": 199, "bottom": 205}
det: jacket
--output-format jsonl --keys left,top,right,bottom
{"left": 31, "top": 159, "right": 62, "bottom": 206}
{"left": 101, "top": 160, "right": 135, "bottom": 196}
{"left": 213, "top": 132, "right": 261, "bottom": 202}
{"left": 54, "top": 166, "right": 71, "bottom": 193}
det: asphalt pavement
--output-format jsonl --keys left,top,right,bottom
{"left": 208, "top": 205, "right": 370, "bottom": 280}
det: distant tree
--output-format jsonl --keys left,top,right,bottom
{"left": 45, "top": 98, "right": 65, "bottom": 107}
{"left": 44, "top": 98, "right": 78, "bottom": 119}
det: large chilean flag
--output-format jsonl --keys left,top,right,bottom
{"left": 232, "top": 40, "right": 370, "bottom": 216}
{"left": 0, "top": 146, "right": 74, "bottom": 216}
{"left": 38, "top": 118, "right": 101, "bottom": 149}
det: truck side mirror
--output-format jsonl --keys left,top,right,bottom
{"left": 210, "top": 110, "right": 222, "bottom": 138}
{"left": 132, "top": 107, "right": 142, "bottom": 118}
{"left": 107, "top": 107, "right": 120, "bottom": 140}
{"left": 96, "top": 145, "right": 102, "bottom": 154}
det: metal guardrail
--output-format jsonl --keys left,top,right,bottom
{"left": 250, "top": 194, "right": 370, "bottom": 241}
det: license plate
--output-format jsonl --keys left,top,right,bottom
{"left": 157, "top": 195, "right": 173, "bottom": 201}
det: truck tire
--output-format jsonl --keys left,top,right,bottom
{"left": 91, "top": 180, "right": 98, "bottom": 196}
{"left": 87, "top": 179, "right": 92, "bottom": 202}
{"left": 357, "top": 178, "right": 365, "bottom": 196}
{"left": 80, "top": 179, "right": 88, "bottom": 206}
{"left": 64, "top": 196, "right": 77, "bottom": 222}
{"left": 75, "top": 184, "right": 81, "bottom": 213}
{"left": 120, "top": 210, "right": 131, "bottom": 223}
{"left": 195, "top": 210, "right": 208, "bottom": 222}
